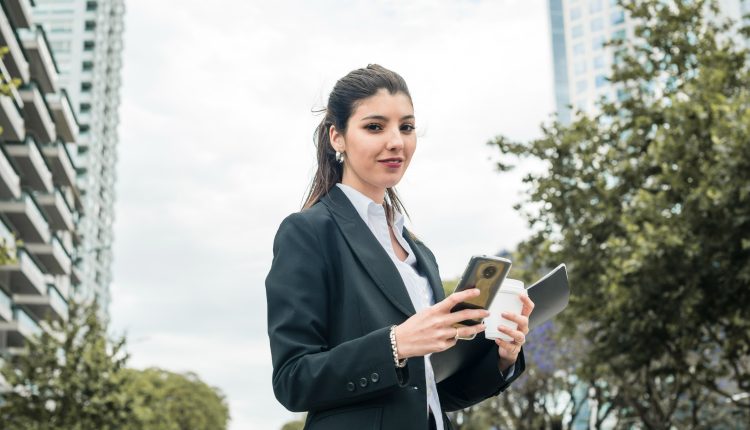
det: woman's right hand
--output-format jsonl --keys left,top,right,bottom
{"left": 394, "top": 288, "right": 489, "bottom": 358}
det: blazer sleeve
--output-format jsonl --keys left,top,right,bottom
{"left": 437, "top": 347, "right": 525, "bottom": 412}
{"left": 266, "top": 213, "right": 409, "bottom": 412}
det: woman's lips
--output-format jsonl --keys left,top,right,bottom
{"left": 378, "top": 159, "right": 403, "bottom": 168}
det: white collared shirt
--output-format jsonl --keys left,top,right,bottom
{"left": 336, "top": 183, "right": 444, "bottom": 429}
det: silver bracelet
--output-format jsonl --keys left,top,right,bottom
{"left": 389, "top": 325, "right": 407, "bottom": 368}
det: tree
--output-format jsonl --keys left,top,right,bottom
{"left": 123, "top": 368, "right": 230, "bottom": 430}
{"left": 0, "top": 302, "right": 137, "bottom": 429}
{"left": 487, "top": 0, "right": 750, "bottom": 427}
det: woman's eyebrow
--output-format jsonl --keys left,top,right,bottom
{"left": 359, "top": 114, "right": 416, "bottom": 121}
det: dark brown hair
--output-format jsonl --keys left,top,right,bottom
{"left": 302, "top": 64, "right": 412, "bottom": 223}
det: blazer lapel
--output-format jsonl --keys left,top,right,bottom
{"left": 403, "top": 230, "right": 446, "bottom": 303}
{"left": 321, "top": 187, "right": 416, "bottom": 317}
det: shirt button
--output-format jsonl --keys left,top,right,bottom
{"left": 359, "top": 377, "right": 368, "bottom": 388}
{"left": 346, "top": 381, "right": 356, "bottom": 392}
{"left": 370, "top": 372, "right": 380, "bottom": 383}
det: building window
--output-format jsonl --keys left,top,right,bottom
{"left": 49, "top": 40, "right": 72, "bottom": 53}
{"left": 576, "top": 80, "right": 588, "bottom": 93}
{"left": 594, "top": 55, "right": 605, "bottom": 69}
{"left": 590, "top": 17, "right": 604, "bottom": 32}
{"left": 611, "top": 9, "right": 625, "bottom": 25}
{"left": 83, "top": 40, "right": 95, "bottom": 51}
{"left": 572, "top": 24, "right": 584, "bottom": 38}
{"left": 81, "top": 82, "right": 92, "bottom": 92}
{"left": 80, "top": 103, "right": 91, "bottom": 113}
{"left": 595, "top": 75, "right": 608, "bottom": 88}
{"left": 79, "top": 124, "right": 90, "bottom": 133}
{"left": 570, "top": 7, "right": 582, "bottom": 20}
{"left": 574, "top": 60, "right": 587, "bottom": 74}
{"left": 85, "top": 20, "right": 96, "bottom": 31}
{"left": 86, "top": 1, "right": 98, "bottom": 11}
{"left": 48, "top": 22, "right": 73, "bottom": 33}
{"left": 589, "top": 0, "right": 603, "bottom": 13}
{"left": 82, "top": 61, "right": 94, "bottom": 71}
{"left": 612, "top": 29, "right": 626, "bottom": 41}
{"left": 573, "top": 43, "right": 585, "bottom": 56}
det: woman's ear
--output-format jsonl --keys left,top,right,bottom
{"left": 329, "top": 125, "right": 345, "bottom": 153}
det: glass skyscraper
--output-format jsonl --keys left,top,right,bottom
{"left": 548, "top": 0, "right": 750, "bottom": 123}
{"left": 31, "top": 0, "right": 125, "bottom": 313}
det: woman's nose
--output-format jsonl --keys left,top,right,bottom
{"left": 386, "top": 127, "right": 404, "bottom": 149}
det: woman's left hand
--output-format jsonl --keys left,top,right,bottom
{"left": 495, "top": 294, "right": 534, "bottom": 371}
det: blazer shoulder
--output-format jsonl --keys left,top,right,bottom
{"left": 275, "top": 202, "right": 335, "bottom": 236}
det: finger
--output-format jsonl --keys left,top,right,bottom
{"left": 445, "top": 308, "right": 490, "bottom": 325}
{"left": 497, "top": 326, "right": 526, "bottom": 345}
{"left": 520, "top": 295, "right": 535, "bottom": 316}
{"left": 436, "top": 288, "right": 481, "bottom": 312}
{"left": 455, "top": 323, "right": 485, "bottom": 340}
{"left": 494, "top": 338, "right": 518, "bottom": 355}
{"left": 500, "top": 312, "right": 529, "bottom": 328}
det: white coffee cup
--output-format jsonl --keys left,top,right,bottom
{"left": 484, "top": 278, "right": 526, "bottom": 341}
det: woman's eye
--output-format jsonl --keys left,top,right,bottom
{"left": 365, "top": 123, "right": 383, "bottom": 131}
{"left": 401, "top": 124, "right": 416, "bottom": 133}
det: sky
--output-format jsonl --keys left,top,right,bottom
{"left": 110, "top": 0, "right": 555, "bottom": 428}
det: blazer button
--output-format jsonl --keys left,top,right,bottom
{"left": 346, "top": 381, "right": 356, "bottom": 392}
{"left": 370, "top": 372, "right": 380, "bottom": 383}
{"left": 359, "top": 377, "right": 368, "bottom": 388}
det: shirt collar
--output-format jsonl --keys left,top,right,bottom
{"left": 335, "top": 183, "right": 405, "bottom": 231}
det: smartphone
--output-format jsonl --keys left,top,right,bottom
{"left": 450, "top": 255, "right": 512, "bottom": 326}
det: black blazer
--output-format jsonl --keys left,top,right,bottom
{"left": 266, "top": 186, "right": 524, "bottom": 430}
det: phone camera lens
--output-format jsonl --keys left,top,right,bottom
{"left": 482, "top": 266, "right": 497, "bottom": 279}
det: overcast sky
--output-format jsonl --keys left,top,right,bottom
{"left": 110, "top": 0, "right": 554, "bottom": 428}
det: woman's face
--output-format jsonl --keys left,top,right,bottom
{"left": 330, "top": 89, "right": 416, "bottom": 204}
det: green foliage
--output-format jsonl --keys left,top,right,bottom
{"left": 486, "top": 0, "right": 750, "bottom": 427}
{"left": 123, "top": 368, "right": 230, "bottom": 430}
{"left": 280, "top": 417, "right": 306, "bottom": 430}
{"left": 0, "top": 301, "right": 137, "bottom": 429}
{"left": 0, "top": 302, "right": 231, "bottom": 430}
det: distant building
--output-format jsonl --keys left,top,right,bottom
{"left": 0, "top": 0, "right": 80, "bottom": 354}
{"left": 31, "top": 0, "right": 125, "bottom": 314}
{"left": 547, "top": 0, "right": 750, "bottom": 123}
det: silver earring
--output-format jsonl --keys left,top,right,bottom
{"left": 335, "top": 151, "right": 344, "bottom": 163}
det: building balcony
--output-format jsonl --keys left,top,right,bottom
{"left": 45, "top": 91, "right": 79, "bottom": 143}
{"left": 70, "top": 265, "right": 81, "bottom": 286}
{"left": 35, "top": 187, "right": 74, "bottom": 232}
{"left": 4, "top": 138, "right": 53, "bottom": 193}
{"left": 18, "top": 26, "right": 59, "bottom": 95}
{"left": 0, "top": 93, "right": 24, "bottom": 141}
{"left": 19, "top": 83, "right": 56, "bottom": 143}
{"left": 0, "top": 307, "right": 42, "bottom": 348}
{"left": 0, "top": 287, "right": 11, "bottom": 322}
{"left": 25, "top": 235, "right": 71, "bottom": 275}
{"left": 41, "top": 142, "right": 76, "bottom": 188}
{"left": 0, "top": 192, "right": 50, "bottom": 244}
{"left": 0, "top": 7, "right": 30, "bottom": 83}
{"left": 13, "top": 285, "right": 68, "bottom": 323}
{"left": 55, "top": 231, "right": 74, "bottom": 259}
{"left": 0, "top": 146, "right": 21, "bottom": 199}
{"left": 45, "top": 272, "right": 70, "bottom": 300}
{"left": 0, "top": 249, "right": 46, "bottom": 296}
{"left": 3, "top": 0, "right": 34, "bottom": 29}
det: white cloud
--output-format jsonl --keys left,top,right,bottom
{"left": 112, "top": 0, "right": 554, "bottom": 428}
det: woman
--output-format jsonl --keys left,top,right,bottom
{"left": 266, "top": 64, "right": 534, "bottom": 430}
